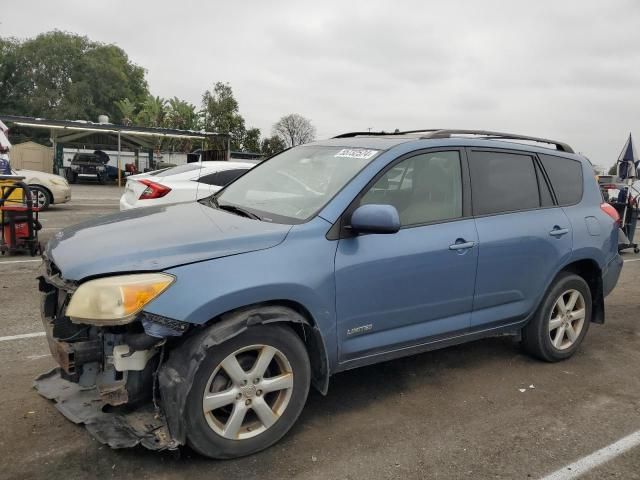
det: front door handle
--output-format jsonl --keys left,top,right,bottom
{"left": 449, "top": 240, "right": 476, "bottom": 251}
{"left": 549, "top": 227, "right": 570, "bottom": 237}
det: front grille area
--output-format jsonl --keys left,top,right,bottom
{"left": 39, "top": 271, "right": 102, "bottom": 381}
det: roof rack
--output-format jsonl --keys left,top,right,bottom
{"left": 333, "top": 129, "right": 574, "bottom": 153}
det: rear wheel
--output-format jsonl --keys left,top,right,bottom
{"left": 184, "top": 324, "right": 310, "bottom": 459}
{"left": 522, "top": 273, "right": 592, "bottom": 362}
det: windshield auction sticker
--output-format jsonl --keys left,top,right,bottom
{"left": 334, "top": 148, "right": 379, "bottom": 159}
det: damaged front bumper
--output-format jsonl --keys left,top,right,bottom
{"left": 34, "top": 368, "right": 177, "bottom": 450}
{"left": 35, "top": 266, "right": 188, "bottom": 451}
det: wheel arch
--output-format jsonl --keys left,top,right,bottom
{"left": 557, "top": 258, "right": 604, "bottom": 324}
{"left": 158, "top": 301, "right": 330, "bottom": 446}
{"left": 202, "top": 300, "right": 330, "bottom": 395}
{"left": 29, "top": 183, "right": 53, "bottom": 204}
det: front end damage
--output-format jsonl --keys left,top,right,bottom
{"left": 34, "top": 267, "right": 187, "bottom": 451}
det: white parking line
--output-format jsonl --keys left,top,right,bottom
{"left": 624, "top": 258, "right": 640, "bottom": 263}
{"left": 0, "top": 332, "right": 46, "bottom": 342}
{"left": 539, "top": 430, "right": 640, "bottom": 480}
{"left": 0, "top": 259, "right": 42, "bottom": 265}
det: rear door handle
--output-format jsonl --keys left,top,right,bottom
{"left": 449, "top": 240, "right": 476, "bottom": 250}
{"left": 549, "top": 227, "right": 570, "bottom": 237}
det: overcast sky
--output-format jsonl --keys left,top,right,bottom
{"left": 2, "top": 0, "right": 639, "bottom": 167}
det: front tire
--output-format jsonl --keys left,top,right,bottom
{"left": 29, "top": 185, "right": 51, "bottom": 210}
{"left": 184, "top": 324, "right": 311, "bottom": 459}
{"left": 522, "top": 272, "right": 592, "bottom": 362}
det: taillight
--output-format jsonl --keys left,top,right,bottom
{"left": 138, "top": 179, "right": 171, "bottom": 200}
{"left": 600, "top": 202, "right": 621, "bottom": 226}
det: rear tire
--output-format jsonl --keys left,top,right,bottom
{"left": 184, "top": 324, "right": 310, "bottom": 459}
{"left": 522, "top": 272, "right": 592, "bottom": 362}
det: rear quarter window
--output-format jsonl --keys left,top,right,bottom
{"left": 538, "top": 154, "right": 583, "bottom": 205}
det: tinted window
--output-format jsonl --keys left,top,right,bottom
{"left": 197, "top": 172, "right": 220, "bottom": 186}
{"left": 361, "top": 151, "right": 462, "bottom": 226}
{"left": 215, "top": 169, "right": 247, "bottom": 186}
{"left": 197, "top": 169, "right": 247, "bottom": 186}
{"left": 539, "top": 154, "right": 583, "bottom": 205}
{"left": 469, "top": 151, "right": 540, "bottom": 215}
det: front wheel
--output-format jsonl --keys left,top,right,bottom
{"left": 29, "top": 186, "right": 51, "bottom": 210}
{"left": 184, "top": 324, "right": 311, "bottom": 459}
{"left": 522, "top": 273, "right": 592, "bottom": 362}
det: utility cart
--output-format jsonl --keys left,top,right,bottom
{"left": 0, "top": 174, "right": 42, "bottom": 256}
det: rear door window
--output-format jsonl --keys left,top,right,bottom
{"left": 469, "top": 151, "right": 540, "bottom": 215}
{"left": 538, "top": 154, "right": 583, "bottom": 205}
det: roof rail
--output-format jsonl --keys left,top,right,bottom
{"left": 333, "top": 131, "right": 398, "bottom": 138}
{"left": 333, "top": 129, "right": 574, "bottom": 153}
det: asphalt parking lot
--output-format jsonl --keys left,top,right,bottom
{"left": 1, "top": 185, "right": 639, "bottom": 480}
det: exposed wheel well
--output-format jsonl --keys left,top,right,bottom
{"left": 202, "top": 301, "right": 330, "bottom": 394}
{"left": 560, "top": 259, "right": 604, "bottom": 324}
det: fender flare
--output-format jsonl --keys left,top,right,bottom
{"left": 158, "top": 305, "right": 329, "bottom": 445}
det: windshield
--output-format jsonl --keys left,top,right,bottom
{"left": 214, "top": 145, "right": 380, "bottom": 223}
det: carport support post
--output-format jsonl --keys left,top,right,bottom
{"left": 117, "top": 131, "right": 122, "bottom": 187}
{"left": 51, "top": 129, "right": 58, "bottom": 175}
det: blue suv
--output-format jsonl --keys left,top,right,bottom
{"left": 37, "top": 130, "right": 623, "bottom": 458}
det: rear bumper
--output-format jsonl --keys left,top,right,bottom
{"left": 34, "top": 368, "right": 177, "bottom": 450}
{"left": 119, "top": 196, "right": 135, "bottom": 211}
{"left": 603, "top": 254, "right": 623, "bottom": 298}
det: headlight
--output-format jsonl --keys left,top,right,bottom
{"left": 50, "top": 178, "right": 68, "bottom": 186}
{"left": 66, "top": 273, "right": 175, "bottom": 325}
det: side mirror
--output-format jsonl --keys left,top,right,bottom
{"left": 350, "top": 204, "right": 400, "bottom": 234}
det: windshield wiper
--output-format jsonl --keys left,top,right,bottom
{"left": 217, "top": 202, "right": 261, "bottom": 220}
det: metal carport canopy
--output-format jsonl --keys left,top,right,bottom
{"left": 0, "top": 115, "right": 229, "bottom": 185}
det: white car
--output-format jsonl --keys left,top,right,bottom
{"left": 119, "top": 161, "right": 254, "bottom": 210}
{"left": 10, "top": 168, "right": 71, "bottom": 210}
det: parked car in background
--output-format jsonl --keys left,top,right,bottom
{"left": 38, "top": 130, "right": 622, "bottom": 459}
{"left": 67, "top": 151, "right": 110, "bottom": 184}
{"left": 11, "top": 168, "right": 71, "bottom": 210}
{"left": 119, "top": 161, "right": 254, "bottom": 210}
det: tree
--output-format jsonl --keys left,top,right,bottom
{"left": 201, "top": 82, "right": 246, "bottom": 150}
{"left": 164, "top": 97, "right": 201, "bottom": 152}
{"left": 242, "top": 128, "right": 262, "bottom": 153}
{"left": 260, "top": 135, "right": 287, "bottom": 157}
{"left": 135, "top": 95, "right": 166, "bottom": 127}
{"left": 114, "top": 98, "right": 137, "bottom": 126}
{"left": 272, "top": 113, "right": 316, "bottom": 147}
{"left": 165, "top": 97, "right": 200, "bottom": 131}
{"left": 0, "top": 31, "right": 148, "bottom": 122}
{"left": 608, "top": 164, "right": 618, "bottom": 175}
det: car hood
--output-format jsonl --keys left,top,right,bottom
{"left": 46, "top": 202, "right": 292, "bottom": 281}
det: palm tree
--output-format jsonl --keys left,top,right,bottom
{"left": 136, "top": 95, "right": 167, "bottom": 127}
{"left": 114, "top": 98, "right": 136, "bottom": 126}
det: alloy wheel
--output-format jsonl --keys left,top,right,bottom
{"left": 202, "top": 344, "right": 294, "bottom": 440}
{"left": 32, "top": 189, "right": 47, "bottom": 208}
{"left": 548, "top": 289, "right": 586, "bottom": 350}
